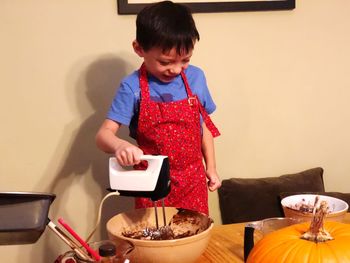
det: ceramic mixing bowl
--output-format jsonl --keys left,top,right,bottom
{"left": 281, "top": 194, "right": 348, "bottom": 222}
{"left": 106, "top": 207, "right": 213, "bottom": 263}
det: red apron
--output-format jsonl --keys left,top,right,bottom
{"left": 135, "top": 64, "right": 220, "bottom": 215}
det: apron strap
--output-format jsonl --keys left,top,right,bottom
{"left": 181, "top": 71, "right": 221, "bottom": 138}
{"left": 180, "top": 71, "right": 194, "bottom": 97}
{"left": 139, "top": 63, "right": 150, "bottom": 100}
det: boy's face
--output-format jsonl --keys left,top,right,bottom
{"left": 133, "top": 41, "right": 193, "bottom": 83}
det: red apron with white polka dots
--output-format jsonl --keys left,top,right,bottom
{"left": 135, "top": 64, "right": 220, "bottom": 215}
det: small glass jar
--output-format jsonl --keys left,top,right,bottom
{"left": 99, "top": 243, "right": 116, "bottom": 263}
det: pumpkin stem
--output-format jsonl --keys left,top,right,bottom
{"left": 301, "top": 199, "right": 334, "bottom": 242}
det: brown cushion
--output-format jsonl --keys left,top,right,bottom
{"left": 218, "top": 167, "right": 325, "bottom": 224}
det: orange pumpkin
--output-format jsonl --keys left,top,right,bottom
{"left": 247, "top": 220, "right": 350, "bottom": 263}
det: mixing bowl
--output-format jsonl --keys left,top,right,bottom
{"left": 281, "top": 194, "right": 349, "bottom": 222}
{"left": 106, "top": 207, "right": 213, "bottom": 263}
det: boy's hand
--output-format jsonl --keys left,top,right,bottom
{"left": 206, "top": 169, "right": 221, "bottom": 192}
{"left": 115, "top": 141, "right": 143, "bottom": 166}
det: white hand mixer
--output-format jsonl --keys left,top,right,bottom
{"left": 109, "top": 155, "right": 171, "bottom": 229}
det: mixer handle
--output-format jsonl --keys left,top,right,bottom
{"left": 244, "top": 224, "right": 255, "bottom": 262}
{"left": 111, "top": 155, "right": 164, "bottom": 171}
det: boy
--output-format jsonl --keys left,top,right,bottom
{"left": 96, "top": 0, "right": 220, "bottom": 214}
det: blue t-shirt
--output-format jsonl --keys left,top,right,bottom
{"left": 107, "top": 65, "right": 216, "bottom": 136}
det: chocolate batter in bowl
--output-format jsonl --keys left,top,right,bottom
{"left": 106, "top": 207, "right": 213, "bottom": 263}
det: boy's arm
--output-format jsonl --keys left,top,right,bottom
{"left": 202, "top": 122, "right": 221, "bottom": 192}
{"left": 95, "top": 119, "right": 143, "bottom": 166}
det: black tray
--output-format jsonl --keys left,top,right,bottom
{"left": 0, "top": 191, "right": 56, "bottom": 245}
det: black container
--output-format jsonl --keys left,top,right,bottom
{"left": 0, "top": 191, "right": 56, "bottom": 245}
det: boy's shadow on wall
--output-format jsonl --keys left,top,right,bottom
{"left": 36, "top": 55, "right": 137, "bottom": 262}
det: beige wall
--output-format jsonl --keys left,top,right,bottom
{"left": 1, "top": 0, "right": 350, "bottom": 261}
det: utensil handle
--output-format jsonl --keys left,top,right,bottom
{"left": 47, "top": 220, "right": 92, "bottom": 261}
{"left": 244, "top": 226, "right": 255, "bottom": 262}
{"left": 58, "top": 218, "right": 100, "bottom": 261}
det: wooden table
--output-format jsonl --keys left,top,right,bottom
{"left": 196, "top": 213, "right": 350, "bottom": 263}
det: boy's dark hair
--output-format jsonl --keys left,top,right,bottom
{"left": 136, "top": 1, "right": 200, "bottom": 54}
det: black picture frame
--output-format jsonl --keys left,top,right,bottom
{"left": 117, "top": 0, "right": 295, "bottom": 15}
